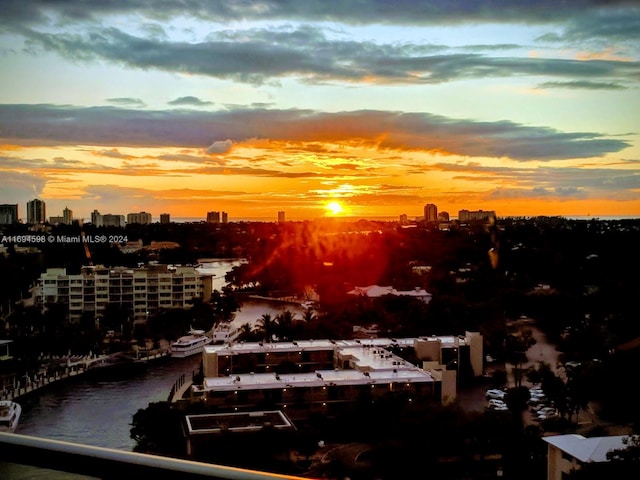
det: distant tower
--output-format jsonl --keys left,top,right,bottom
{"left": 127, "top": 211, "right": 152, "bottom": 224}
{"left": 91, "top": 209, "right": 103, "bottom": 227}
{"left": 160, "top": 213, "right": 170, "bottom": 224}
{"left": 27, "top": 198, "right": 46, "bottom": 224}
{"left": 63, "top": 206, "right": 73, "bottom": 225}
{"left": 278, "top": 211, "right": 285, "bottom": 223}
{"left": 0, "top": 204, "right": 18, "bottom": 225}
{"left": 424, "top": 203, "right": 438, "bottom": 222}
{"left": 221, "top": 212, "right": 228, "bottom": 223}
{"left": 207, "top": 211, "right": 220, "bottom": 223}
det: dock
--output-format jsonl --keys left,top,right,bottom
{"left": 1, "top": 349, "right": 170, "bottom": 402}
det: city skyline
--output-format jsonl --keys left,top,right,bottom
{"left": 2, "top": 197, "right": 503, "bottom": 224}
{"left": 1, "top": 1, "right": 639, "bottom": 220}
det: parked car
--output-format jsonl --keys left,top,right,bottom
{"left": 537, "top": 411, "right": 559, "bottom": 421}
{"left": 487, "top": 399, "right": 507, "bottom": 409}
{"left": 537, "top": 407, "right": 557, "bottom": 415}
{"left": 491, "top": 405, "right": 509, "bottom": 412}
{"left": 486, "top": 389, "right": 506, "bottom": 400}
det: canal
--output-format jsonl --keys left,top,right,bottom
{"left": 15, "top": 296, "right": 310, "bottom": 451}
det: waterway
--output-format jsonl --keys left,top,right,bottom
{"left": 14, "top": 298, "right": 310, "bottom": 450}
{"left": 1, "top": 259, "right": 312, "bottom": 478}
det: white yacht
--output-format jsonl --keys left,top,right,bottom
{"left": 0, "top": 400, "right": 21, "bottom": 433}
{"left": 212, "top": 322, "right": 241, "bottom": 344}
{"left": 169, "top": 328, "right": 213, "bottom": 358}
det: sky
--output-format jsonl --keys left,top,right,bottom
{"left": 0, "top": 0, "right": 639, "bottom": 222}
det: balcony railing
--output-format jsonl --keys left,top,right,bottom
{"left": 0, "top": 432, "right": 312, "bottom": 480}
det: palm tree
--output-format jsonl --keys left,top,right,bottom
{"left": 274, "top": 310, "right": 296, "bottom": 342}
{"left": 256, "top": 313, "right": 278, "bottom": 343}
{"left": 237, "top": 322, "right": 257, "bottom": 342}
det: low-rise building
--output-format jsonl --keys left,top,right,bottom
{"left": 186, "top": 333, "right": 482, "bottom": 422}
{"left": 543, "top": 434, "right": 629, "bottom": 480}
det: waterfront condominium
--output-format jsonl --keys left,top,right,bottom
{"left": 38, "top": 264, "right": 213, "bottom": 322}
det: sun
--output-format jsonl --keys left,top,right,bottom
{"left": 326, "top": 201, "right": 344, "bottom": 215}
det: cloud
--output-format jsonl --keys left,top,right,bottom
{"left": 107, "top": 97, "right": 146, "bottom": 107}
{"left": 95, "top": 148, "right": 135, "bottom": 159}
{"left": 0, "top": 104, "right": 630, "bottom": 161}
{"left": 168, "top": 96, "right": 213, "bottom": 107}
{"left": 206, "top": 139, "right": 234, "bottom": 154}
{"left": 537, "top": 80, "right": 628, "bottom": 90}
{"left": 11, "top": 24, "right": 639, "bottom": 87}
{"left": 2, "top": 1, "right": 636, "bottom": 29}
{"left": 0, "top": 169, "right": 46, "bottom": 204}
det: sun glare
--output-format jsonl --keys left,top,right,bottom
{"left": 326, "top": 201, "right": 344, "bottom": 215}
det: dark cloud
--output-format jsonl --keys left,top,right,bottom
{"left": 0, "top": 104, "right": 630, "bottom": 161}
{"left": 537, "top": 7, "right": 640, "bottom": 44}
{"left": 14, "top": 26, "right": 640, "bottom": 86}
{"left": 1, "top": 1, "right": 636, "bottom": 29}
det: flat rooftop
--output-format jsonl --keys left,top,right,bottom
{"left": 185, "top": 410, "right": 295, "bottom": 435}
{"left": 203, "top": 335, "right": 471, "bottom": 356}
{"left": 200, "top": 367, "right": 434, "bottom": 392}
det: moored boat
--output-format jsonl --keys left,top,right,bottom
{"left": 170, "top": 328, "right": 213, "bottom": 358}
{"left": 0, "top": 400, "right": 21, "bottom": 433}
{"left": 212, "top": 322, "right": 241, "bottom": 344}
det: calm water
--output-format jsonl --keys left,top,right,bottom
{"left": 2, "top": 299, "right": 309, "bottom": 479}
{"left": 1, "top": 260, "right": 311, "bottom": 478}
{"left": 14, "top": 300, "right": 309, "bottom": 448}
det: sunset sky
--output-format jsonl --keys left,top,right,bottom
{"left": 1, "top": 1, "right": 639, "bottom": 222}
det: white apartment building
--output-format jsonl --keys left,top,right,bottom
{"left": 127, "top": 211, "right": 152, "bottom": 224}
{"left": 39, "top": 264, "right": 213, "bottom": 322}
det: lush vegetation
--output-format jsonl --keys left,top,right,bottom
{"left": 2, "top": 216, "right": 640, "bottom": 477}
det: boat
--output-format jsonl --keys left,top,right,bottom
{"left": 212, "top": 322, "right": 241, "bottom": 344}
{"left": 170, "top": 328, "right": 213, "bottom": 358}
{"left": 0, "top": 400, "right": 21, "bottom": 433}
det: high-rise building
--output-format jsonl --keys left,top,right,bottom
{"left": 221, "top": 212, "right": 228, "bottom": 224}
{"left": 160, "top": 213, "right": 170, "bottom": 224}
{"left": 127, "top": 211, "right": 152, "bottom": 224}
{"left": 424, "top": 203, "right": 438, "bottom": 222}
{"left": 27, "top": 199, "right": 46, "bottom": 224}
{"left": 91, "top": 209, "right": 103, "bottom": 227}
{"left": 278, "top": 211, "right": 285, "bottom": 223}
{"left": 0, "top": 204, "right": 19, "bottom": 225}
{"left": 63, "top": 207, "right": 73, "bottom": 225}
{"left": 103, "top": 214, "right": 125, "bottom": 227}
{"left": 206, "top": 211, "right": 220, "bottom": 223}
